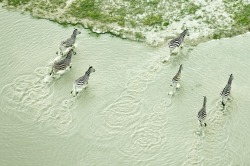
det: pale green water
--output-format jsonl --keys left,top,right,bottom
{"left": 0, "top": 8, "right": 250, "bottom": 166}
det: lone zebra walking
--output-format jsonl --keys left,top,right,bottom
{"left": 71, "top": 66, "right": 96, "bottom": 96}
{"left": 221, "top": 74, "right": 234, "bottom": 107}
{"left": 197, "top": 96, "right": 207, "bottom": 127}
{"left": 168, "top": 29, "right": 189, "bottom": 54}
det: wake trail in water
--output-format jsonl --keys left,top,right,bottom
{"left": 0, "top": 65, "right": 79, "bottom": 136}
{"left": 182, "top": 98, "right": 239, "bottom": 166}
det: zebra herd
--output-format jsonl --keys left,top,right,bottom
{"left": 48, "top": 28, "right": 234, "bottom": 127}
{"left": 169, "top": 29, "right": 234, "bottom": 127}
{"left": 49, "top": 29, "right": 95, "bottom": 97}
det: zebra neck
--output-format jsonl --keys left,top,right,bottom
{"left": 71, "top": 32, "right": 77, "bottom": 39}
{"left": 203, "top": 98, "right": 207, "bottom": 107}
{"left": 85, "top": 70, "right": 91, "bottom": 76}
{"left": 178, "top": 68, "right": 182, "bottom": 74}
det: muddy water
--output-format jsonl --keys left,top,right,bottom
{"left": 0, "top": 8, "right": 250, "bottom": 166}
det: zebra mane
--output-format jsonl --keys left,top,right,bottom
{"left": 228, "top": 74, "right": 233, "bottom": 84}
{"left": 203, "top": 96, "right": 207, "bottom": 107}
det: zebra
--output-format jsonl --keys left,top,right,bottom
{"left": 168, "top": 64, "right": 183, "bottom": 96}
{"left": 50, "top": 49, "right": 76, "bottom": 76}
{"left": 197, "top": 96, "right": 207, "bottom": 127}
{"left": 168, "top": 29, "right": 189, "bottom": 54}
{"left": 171, "top": 64, "right": 183, "bottom": 88}
{"left": 71, "top": 66, "right": 95, "bottom": 96}
{"left": 220, "top": 74, "right": 234, "bottom": 107}
{"left": 58, "top": 28, "right": 81, "bottom": 55}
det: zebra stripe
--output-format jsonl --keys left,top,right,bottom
{"left": 172, "top": 64, "right": 183, "bottom": 84}
{"left": 75, "top": 66, "right": 95, "bottom": 86}
{"left": 50, "top": 49, "right": 74, "bottom": 75}
{"left": 71, "top": 66, "right": 95, "bottom": 96}
{"left": 168, "top": 29, "right": 189, "bottom": 50}
{"left": 61, "top": 29, "right": 81, "bottom": 48}
{"left": 197, "top": 96, "right": 207, "bottom": 126}
{"left": 221, "top": 74, "right": 234, "bottom": 106}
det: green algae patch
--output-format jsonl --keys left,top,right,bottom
{"left": 7, "top": 0, "right": 31, "bottom": 7}
{"left": 234, "top": 4, "right": 250, "bottom": 27}
{"left": 68, "top": 0, "right": 102, "bottom": 20}
{"left": 143, "top": 14, "right": 163, "bottom": 26}
{"left": 2, "top": 0, "right": 250, "bottom": 46}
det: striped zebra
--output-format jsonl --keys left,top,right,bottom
{"left": 171, "top": 64, "right": 183, "bottom": 88}
{"left": 58, "top": 29, "right": 81, "bottom": 55}
{"left": 71, "top": 66, "right": 95, "bottom": 96}
{"left": 168, "top": 29, "right": 189, "bottom": 54}
{"left": 221, "top": 74, "right": 234, "bottom": 107}
{"left": 50, "top": 49, "right": 75, "bottom": 76}
{"left": 197, "top": 96, "right": 207, "bottom": 127}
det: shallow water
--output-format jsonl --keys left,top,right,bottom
{"left": 0, "top": 8, "right": 250, "bottom": 166}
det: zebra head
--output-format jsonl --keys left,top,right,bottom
{"left": 73, "top": 28, "right": 81, "bottom": 36}
{"left": 228, "top": 74, "right": 234, "bottom": 84}
{"left": 89, "top": 66, "right": 95, "bottom": 73}
{"left": 203, "top": 96, "right": 207, "bottom": 107}
{"left": 179, "top": 64, "right": 183, "bottom": 71}
{"left": 184, "top": 29, "right": 189, "bottom": 36}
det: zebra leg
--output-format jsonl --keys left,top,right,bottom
{"left": 49, "top": 67, "right": 53, "bottom": 76}
{"left": 222, "top": 96, "right": 227, "bottom": 107}
{"left": 222, "top": 101, "right": 225, "bottom": 107}
{"left": 199, "top": 120, "right": 202, "bottom": 126}
{"left": 180, "top": 43, "right": 184, "bottom": 48}
{"left": 176, "top": 83, "right": 181, "bottom": 89}
{"left": 170, "top": 48, "right": 173, "bottom": 54}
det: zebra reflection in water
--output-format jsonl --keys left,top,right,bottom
{"left": 71, "top": 66, "right": 95, "bottom": 97}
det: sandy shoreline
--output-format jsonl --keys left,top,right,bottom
{"left": 1, "top": 0, "right": 250, "bottom": 46}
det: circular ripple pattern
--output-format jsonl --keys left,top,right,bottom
{"left": 117, "top": 100, "right": 169, "bottom": 164}
{"left": 0, "top": 66, "right": 78, "bottom": 135}
{"left": 182, "top": 101, "right": 237, "bottom": 166}
{"left": 89, "top": 56, "right": 167, "bottom": 143}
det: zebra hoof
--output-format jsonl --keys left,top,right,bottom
{"left": 49, "top": 73, "right": 52, "bottom": 75}
{"left": 168, "top": 91, "right": 173, "bottom": 96}
{"left": 70, "top": 91, "right": 73, "bottom": 94}
{"left": 204, "top": 123, "right": 207, "bottom": 127}
{"left": 56, "top": 51, "right": 58, "bottom": 55}
{"left": 70, "top": 66, "right": 72, "bottom": 69}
